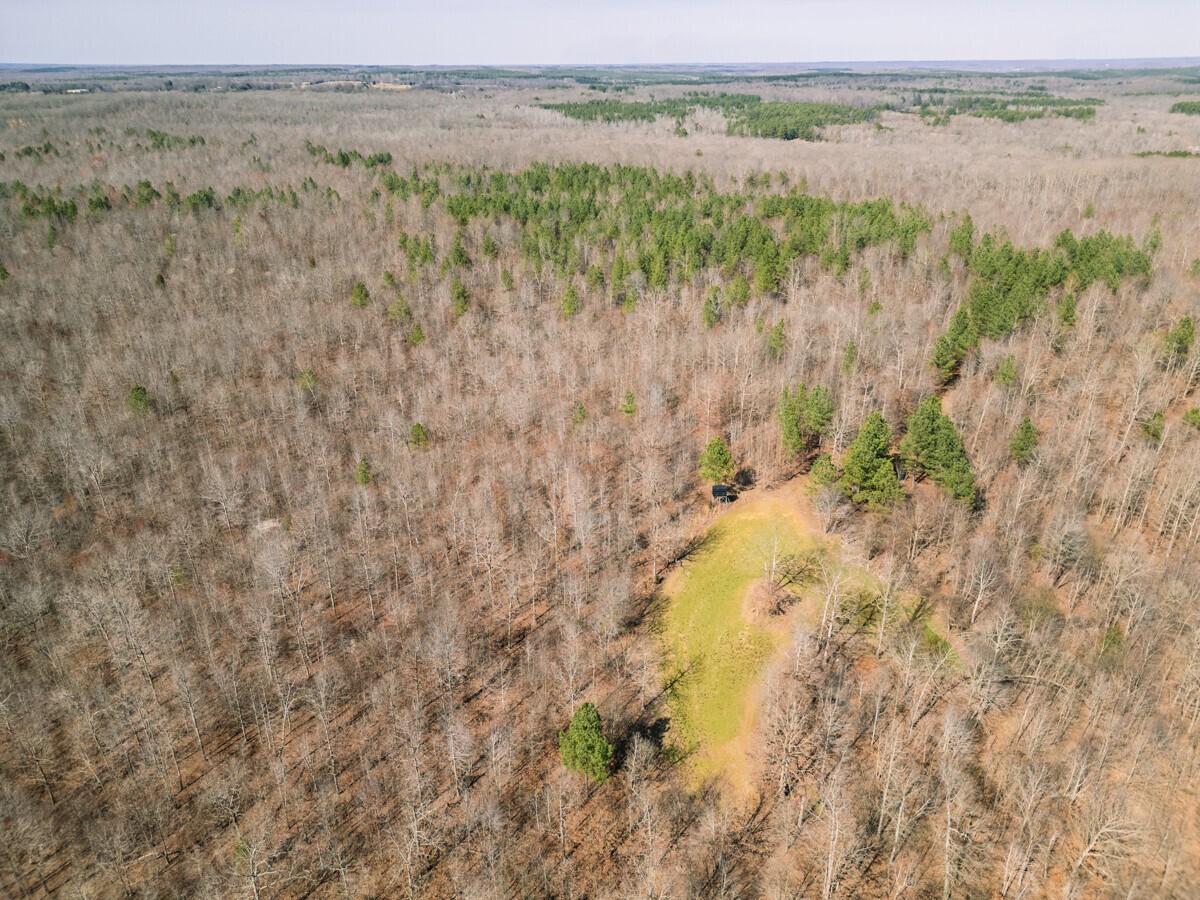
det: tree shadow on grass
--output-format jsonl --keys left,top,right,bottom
{"left": 667, "top": 524, "right": 722, "bottom": 569}
{"left": 613, "top": 716, "right": 674, "bottom": 772}
{"left": 639, "top": 525, "right": 725, "bottom": 634}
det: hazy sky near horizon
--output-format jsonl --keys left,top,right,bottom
{"left": 4, "top": 0, "right": 1199, "bottom": 66}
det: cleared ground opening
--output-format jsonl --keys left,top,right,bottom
{"left": 658, "top": 487, "right": 819, "bottom": 794}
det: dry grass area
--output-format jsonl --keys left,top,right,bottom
{"left": 1, "top": 67, "right": 1200, "bottom": 898}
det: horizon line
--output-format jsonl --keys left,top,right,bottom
{"left": 4, "top": 56, "right": 1200, "bottom": 71}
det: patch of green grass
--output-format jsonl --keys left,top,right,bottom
{"left": 659, "top": 500, "right": 812, "bottom": 779}
{"left": 921, "top": 622, "right": 960, "bottom": 664}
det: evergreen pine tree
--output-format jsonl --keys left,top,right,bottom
{"left": 451, "top": 277, "right": 469, "bottom": 318}
{"left": 778, "top": 384, "right": 834, "bottom": 457}
{"left": 702, "top": 286, "right": 722, "bottom": 328}
{"left": 766, "top": 319, "right": 787, "bottom": 358}
{"left": 1010, "top": 417, "right": 1039, "bottom": 464}
{"left": 559, "top": 703, "right": 613, "bottom": 783}
{"left": 612, "top": 251, "right": 630, "bottom": 292}
{"left": 408, "top": 423, "right": 431, "bottom": 449}
{"left": 806, "top": 453, "right": 841, "bottom": 494}
{"left": 354, "top": 457, "right": 373, "bottom": 485}
{"left": 1166, "top": 316, "right": 1195, "bottom": 360}
{"left": 350, "top": 280, "right": 371, "bottom": 308}
{"left": 586, "top": 264, "right": 606, "bottom": 291}
{"left": 840, "top": 412, "right": 902, "bottom": 508}
{"left": 450, "top": 231, "right": 471, "bottom": 268}
{"left": 899, "top": 397, "right": 976, "bottom": 504}
{"left": 699, "top": 437, "right": 735, "bottom": 484}
{"left": 949, "top": 212, "right": 974, "bottom": 258}
{"left": 561, "top": 285, "right": 581, "bottom": 318}
{"left": 841, "top": 340, "right": 858, "bottom": 374}
{"left": 931, "top": 306, "right": 978, "bottom": 381}
{"left": 1056, "top": 294, "right": 1077, "bottom": 329}
{"left": 995, "top": 354, "right": 1017, "bottom": 386}
{"left": 727, "top": 274, "right": 750, "bottom": 308}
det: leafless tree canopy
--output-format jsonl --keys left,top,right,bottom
{"left": 1, "top": 67, "right": 1200, "bottom": 897}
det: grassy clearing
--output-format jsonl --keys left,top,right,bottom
{"left": 658, "top": 493, "right": 817, "bottom": 788}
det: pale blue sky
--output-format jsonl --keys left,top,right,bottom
{"left": 3, "top": 0, "right": 1198, "bottom": 66}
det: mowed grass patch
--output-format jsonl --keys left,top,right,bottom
{"left": 659, "top": 495, "right": 816, "bottom": 786}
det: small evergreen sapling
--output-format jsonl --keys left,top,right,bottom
{"left": 766, "top": 319, "right": 787, "bottom": 358}
{"left": 408, "top": 423, "right": 430, "bottom": 449}
{"left": 350, "top": 280, "right": 371, "bottom": 308}
{"left": 126, "top": 384, "right": 150, "bottom": 415}
{"left": 451, "top": 277, "right": 469, "bottom": 319}
{"left": 559, "top": 703, "right": 613, "bottom": 783}
{"left": 995, "top": 354, "right": 1017, "bottom": 386}
{"left": 354, "top": 457, "right": 373, "bottom": 485}
{"left": 1141, "top": 411, "right": 1165, "bottom": 444}
{"left": 806, "top": 453, "right": 841, "bottom": 494}
{"left": 699, "top": 437, "right": 735, "bottom": 484}
{"left": 702, "top": 286, "right": 722, "bottom": 328}
{"left": 841, "top": 340, "right": 858, "bottom": 374}
{"left": 1010, "top": 417, "right": 1039, "bottom": 464}
{"left": 561, "top": 285, "right": 580, "bottom": 318}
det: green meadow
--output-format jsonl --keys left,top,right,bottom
{"left": 659, "top": 494, "right": 816, "bottom": 787}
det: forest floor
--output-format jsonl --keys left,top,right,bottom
{"left": 658, "top": 479, "right": 823, "bottom": 799}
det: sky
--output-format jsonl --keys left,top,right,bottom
{"left": 3, "top": 0, "right": 1199, "bottom": 67}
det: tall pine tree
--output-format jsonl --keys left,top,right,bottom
{"left": 778, "top": 384, "right": 834, "bottom": 457}
{"left": 899, "top": 397, "right": 976, "bottom": 505}
{"left": 699, "top": 437, "right": 735, "bottom": 484}
{"left": 840, "top": 411, "right": 902, "bottom": 509}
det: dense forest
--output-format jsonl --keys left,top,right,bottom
{"left": 2, "top": 67, "right": 1200, "bottom": 898}
{"left": 539, "top": 95, "right": 881, "bottom": 140}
